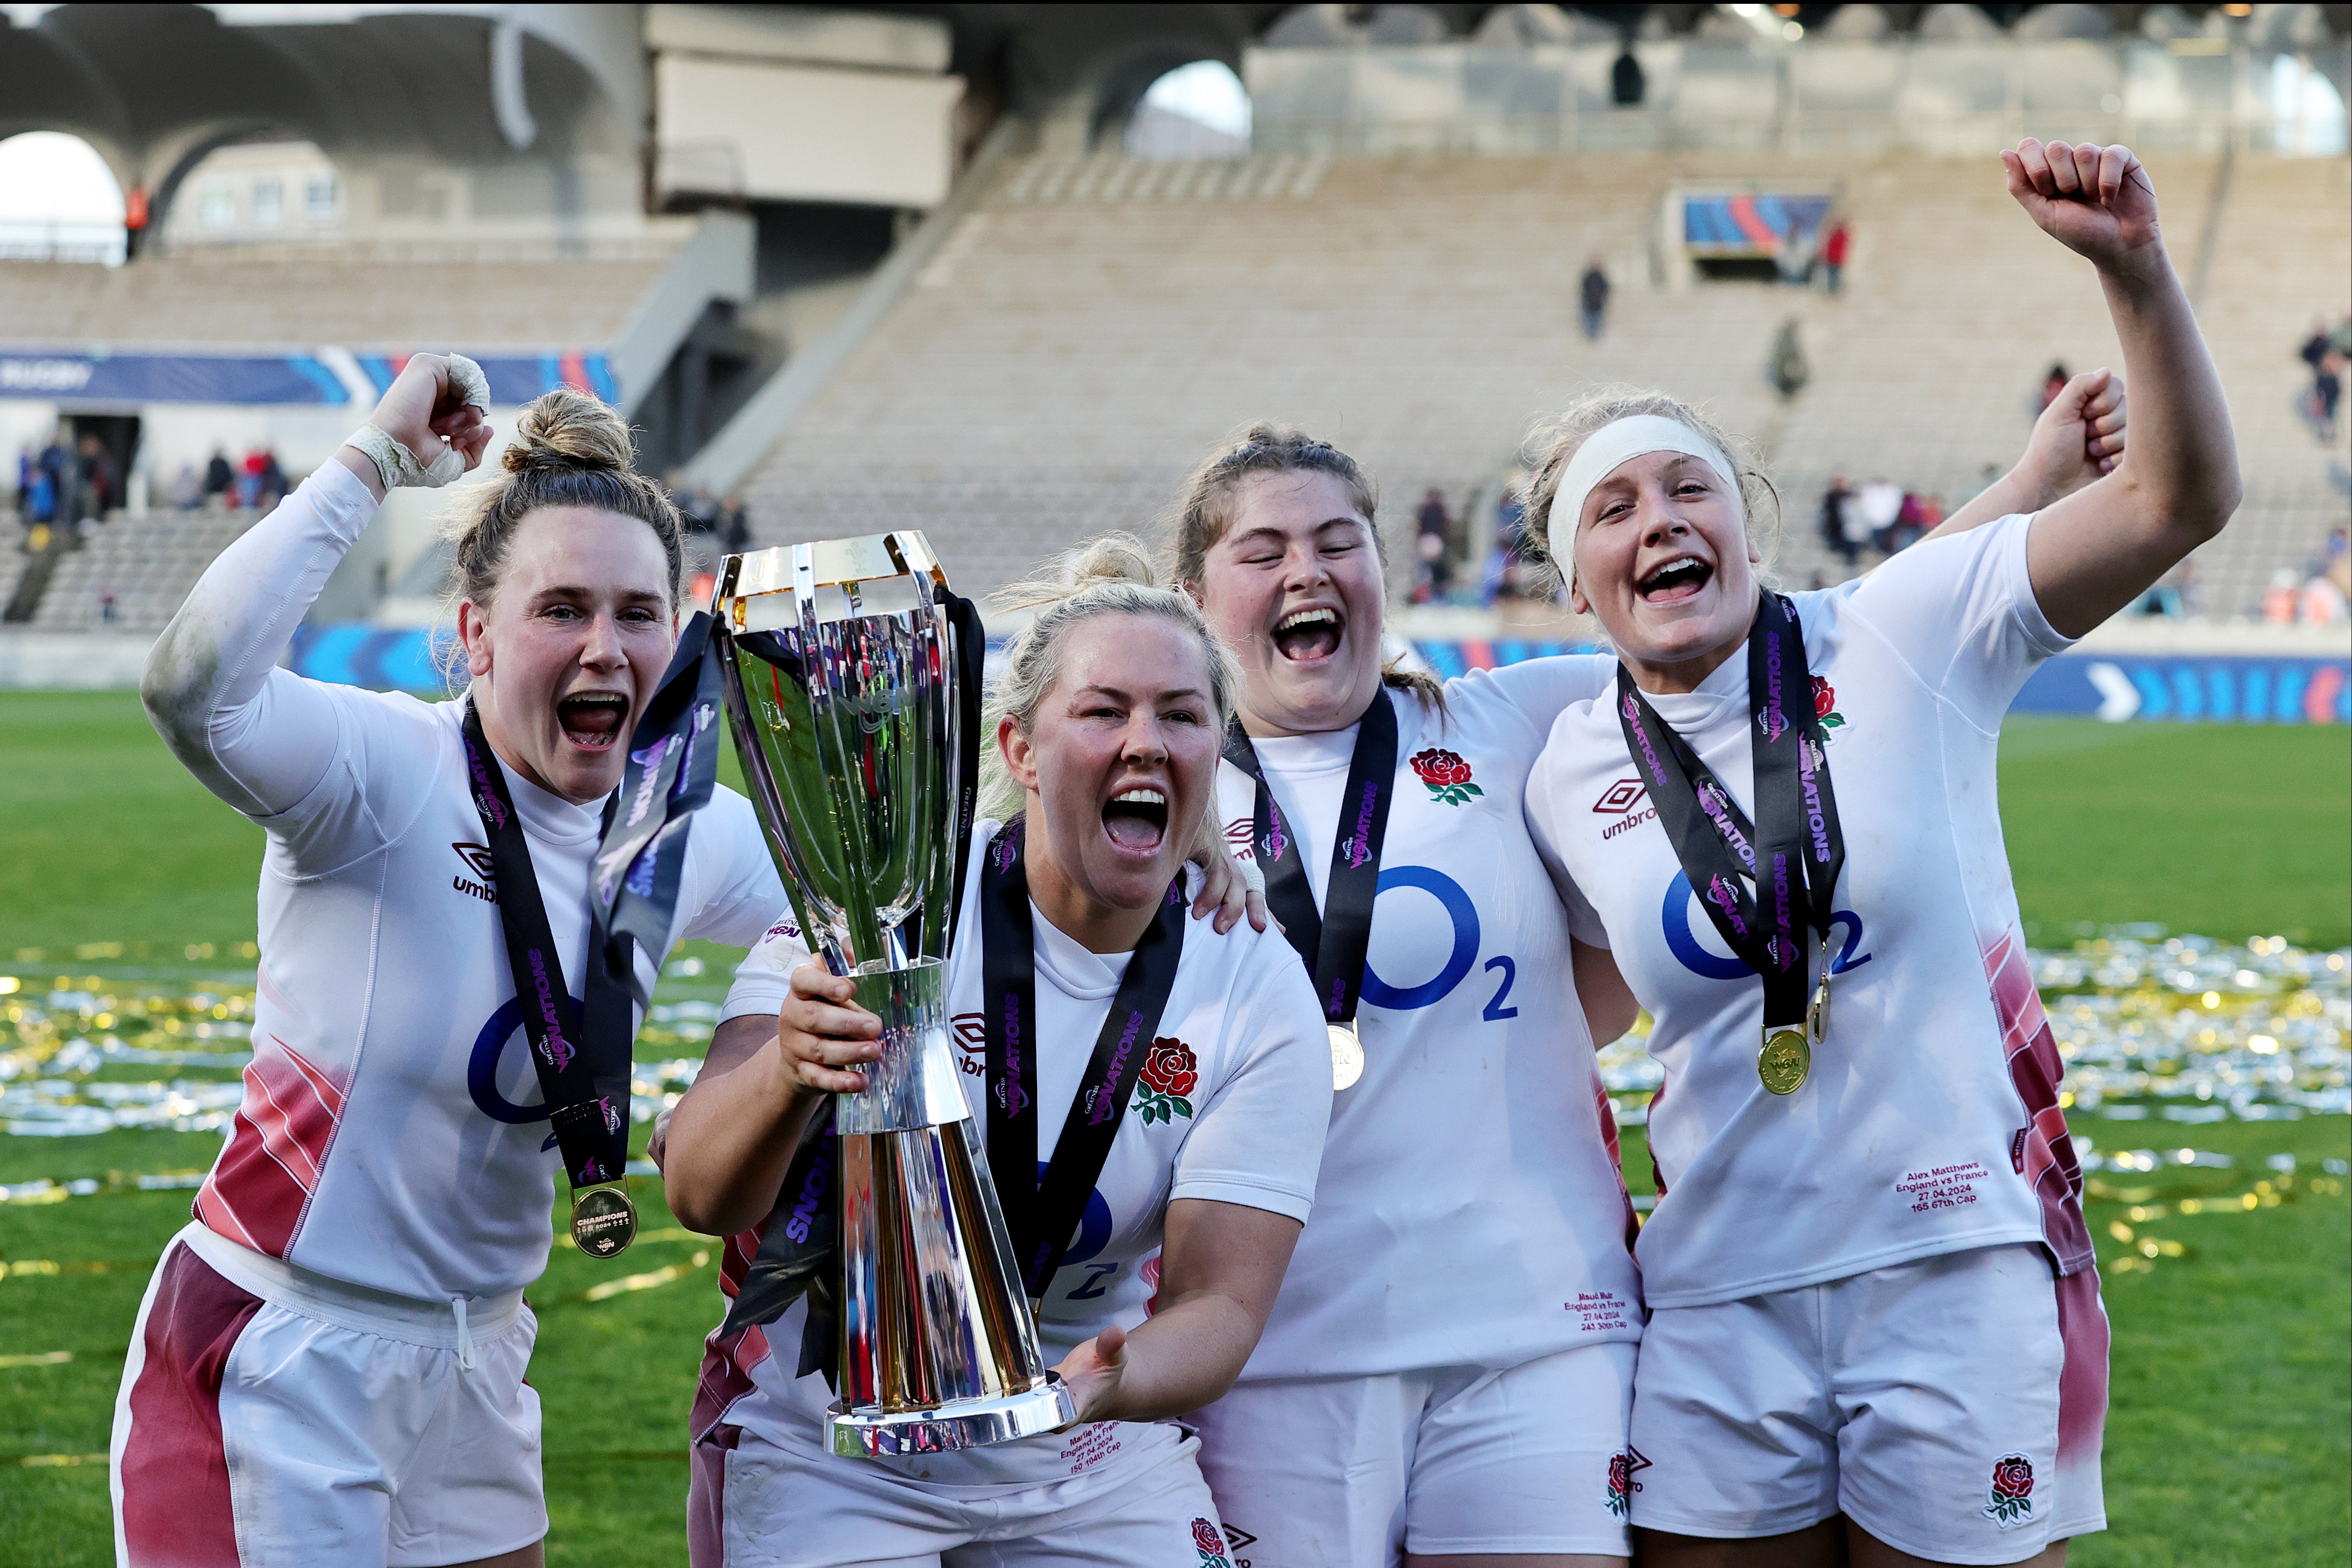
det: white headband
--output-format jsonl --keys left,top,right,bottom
{"left": 1546, "top": 415, "right": 1742, "bottom": 551}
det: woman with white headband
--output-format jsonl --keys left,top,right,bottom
{"left": 1522, "top": 141, "right": 2236, "bottom": 1567}
{"left": 1156, "top": 367, "right": 2122, "bottom": 1565}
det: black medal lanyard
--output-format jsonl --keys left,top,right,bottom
{"left": 1614, "top": 593, "right": 1847, "bottom": 1093}
{"left": 1221, "top": 690, "right": 1397, "bottom": 1070}
{"left": 980, "top": 817, "right": 1188, "bottom": 1302}
{"left": 462, "top": 611, "right": 725, "bottom": 1258}
{"left": 712, "top": 586, "right": 991, "bottom": 1376}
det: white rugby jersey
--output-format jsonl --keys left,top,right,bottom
{"left": 713, "top": 824, "right": 1332, "bottom": 1483}
{"left": 154, "top": 462, "right": 786, "bottom": 1301}
{"left": 1217, "top": 671, "right": 1646, "bottom": 1380}
{"left": 1524, "top": 514, "right": 2096, "bottom": 1310}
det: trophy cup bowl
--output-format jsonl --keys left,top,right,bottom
{"left": 713, "top": 532, "right": 1077, "bottom": 1457}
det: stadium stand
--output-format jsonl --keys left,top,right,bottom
{"left": 724, "top": 146, "right": 2350, "bottom": 614}
{"left": 27, "top": 509, "right": 264, "bottom": 636}
{"left": 0, "top": 246, "right": 680, "bottom": 352}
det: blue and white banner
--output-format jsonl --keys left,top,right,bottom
{"left": 0, "top": 348, "right": 617, "bottom": 407}
{"left": 0, "top": 351, "right": 349, "bottom": 405}
{"left": 293, "top": 626, "right": 2352, "bottom": 726}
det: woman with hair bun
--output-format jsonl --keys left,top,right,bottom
{"left": 1520, "top": 142, "right": 2232, "bottom": 1567}
{"left": 119, "top": 356, "right": 788, "bottom": 1568}
{"left": 670, "top": 536, "right": 1334, "bottom": 1568}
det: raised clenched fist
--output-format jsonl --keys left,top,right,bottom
{"left": 2001, "top": 138, "right": 2163, "bottom": 279}
{"left": 369, "top": 353, "right": 494, "bottom": 477}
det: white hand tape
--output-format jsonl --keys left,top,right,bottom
{"left": 347, "top": 353, "right": 494, "bottom": 491}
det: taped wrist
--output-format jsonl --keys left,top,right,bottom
{"left": 343, "top": 353, "right": 493, "bottom": 491}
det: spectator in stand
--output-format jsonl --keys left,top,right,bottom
{"left": 718, "top": 492, "right": 751, "bottom": 553}
{"left": 77, "top": 433, "right": 117, "bottom": 523}
{"left": 18, "top": 446, "right": 58, "bottom": 530}
{"left": 1485, "top": 478, "right": 1528, "bottom": 605}
{"left": 168, "top": 461, "right": 203, "bottom": 511}
{"left": 1821, "top": 215, "right": 1851, "bottom": 294}
{"left": 238, "top": 449, "right": 266, "bottom": 509}
{"left": 1413, "top": 486, "right": 1453, "bottom": 603}
{"left": 1818, "top": 475, "right": 1857, "bottom": 565}
{"left": 99, "top": 583, "right": 118, "bottom": 625}
{"left": 2313, "top": 349, "right": 2343, "bottom": 442}
{"left": 1768, "top": 316, "right": 1809, "bottom": 400}
{"left": 1857, "top": 474, "right": 1903, "bottom": 554}
{"left": 2264, "top": 566, "right": 2302, "bottom": 625}
{"left": 2040, "top": 361, "right": 2070, "bottom": 412}
{"left": 203, "top": 447, "right": 236, "bottom": 507}
{"left": 1776, "top": 213, "right": 1817, "bottom": 287}
{"left": 258, "top": 449, "right": 288, "bottom": 511}
{"left": 40, "top": 431, "right": 72, "bottom": 516}
{"left": 1579, "top": 255, "right": 1611, "bottom": 340}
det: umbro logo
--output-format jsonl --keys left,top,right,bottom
{"left": 452, "top": 842, "right": 497, "bottom": 903}
{"left": 1223, "top": 816, "right": 1254, "bottom": 860}
{"left": 951, "top": 1010, "right": 986, "bottom": 1076}
{"left": 1593, "top": 778, "right": 1649, "bottom": 814}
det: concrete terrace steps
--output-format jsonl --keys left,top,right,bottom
{"left": 729, "top": 147, "right": 2347, "bottom": 615}
{"left": 30, "top": 510, "right": 265, "bottom": 635}
{"left": 0, "top": 250, "right": 681, "bottom": 350}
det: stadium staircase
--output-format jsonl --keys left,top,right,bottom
{"left": 27, "top": 509, "right": 263, "bottom": 636}
{"left": 719, "top": 147, "right": 2349, "bottom": 613}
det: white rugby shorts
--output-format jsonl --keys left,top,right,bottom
{"left": 1189, "top": 1339, "right": 1639, "bottom": 1565}
{"left": 691, "top": 1412, "right": 1237, "bottom": 1568}
{"left": 110, "top": 1223, "right": 544, "bottom": 1568}
{"left": 1628, "top": 1243, "right": 2108, "bottom": 1564}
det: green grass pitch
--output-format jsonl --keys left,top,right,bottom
{"left": 1, "top": 693, "right": 2346, "bottom": 1565}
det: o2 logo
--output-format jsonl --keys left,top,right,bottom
{"left": 1659, "top": 868, "right": 1872, "bottom": 980}
{"left": 1049, "top": 1161, "right": 1122, "bottom": 1299}
{"left": 469, "top": 994, "right": 564, "bottom": 1149}
{"left": 1359, "top": 866, "right": 1518, "bottom": 1021}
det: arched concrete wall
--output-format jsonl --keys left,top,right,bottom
{"left": 0, "top": 3, "right": 644, "bottom": 244}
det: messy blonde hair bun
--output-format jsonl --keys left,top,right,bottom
{"left": 500, "top": 387, "right": 636, "bottom": 476}
{"left": 978, "top": 532, "right": 1242, "bottom": 823}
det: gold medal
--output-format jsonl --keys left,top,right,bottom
{"left": 1758, "top": 1028, "right": 1810, "bottom": 1096}
{"left": 570, "top": 1184, "right": 638, "bottom": 1258}
{"left": 1808, "top": 972, "right": 1832, "bottom": 1047}
{"left": 1328, "top": 1021, "right": 1365, "bottom": 1091}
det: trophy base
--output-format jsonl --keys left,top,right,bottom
{"left": 827, "top": 1375, "right": 1079, "bottom": 1459}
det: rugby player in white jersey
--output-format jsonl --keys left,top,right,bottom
{"left": 668, "top": 539, "right": 1334, "bottom": 1568}
{"left": 118, "top": 357, "right": 789, "bottom": 1568}
{"left": 1155, "top": 368, "right": 2124, "bottom": 1568}
{"left": 1520, "top": 141, "right": 2236, "bottom": 1568}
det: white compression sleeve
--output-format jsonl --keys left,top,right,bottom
{"left": 142, "top": 460, "right": 384, "bottom": 818}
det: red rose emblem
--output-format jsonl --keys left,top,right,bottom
{"left": 1191, "top": 1518, "right": 1224, "bottom": 1557}
{"left": 1411, "top": 748, "right": 1474, "bottom": 788}
{"left": 1811, "top": 675, "right": 1835, "bottom": 719}
{"left": 1991, "top": 1455, "right": 2034, "bottom": 1501}
{"left": 1141, "top": 1037, "right": 1198, "bottom": 1099}
{"left": 1608, "top": 1452, "right": 1630, "bottom": 1494}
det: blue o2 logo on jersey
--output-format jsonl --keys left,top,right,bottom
{"left": 1660, "top": 868, "right": 1873, "bottom": 980}
{"left": 1360, "top": 865, "right": 1481, "bottom": 1011}
{"left": 470, "top": 995, "right": 565, "bottom": 1148}
{"left": 1045, "top": 1161, "right": 1122, "bottom": 1299}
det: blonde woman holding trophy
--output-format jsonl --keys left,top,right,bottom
{"left": 668, "top": 537, "right": 1333, "bottom": 1568}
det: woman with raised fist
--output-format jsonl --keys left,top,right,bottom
{"left": 119, "top": 356, "right": 786, "bottom": 1568}
{"left": 668, "top": 538, "right": 1333, "bottom": 1568}
{"left": 1164, "top": 349, "right": 2125, "bottom": 1568}
{"left": 1520, "top": 141, "right": 2235, "bottom": 1568}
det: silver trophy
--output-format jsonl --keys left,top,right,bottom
{"left": 713, "top": 533, "right": 1075, "bottom": 1457}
